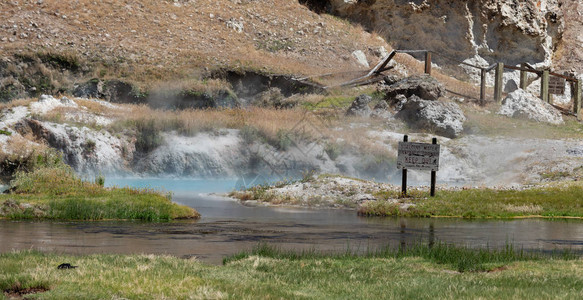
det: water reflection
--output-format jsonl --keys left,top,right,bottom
{"left": 1, "top": 179, "right": 582, "bottom": 264}
{"left": 2, "top": 201, "right": 583, "bottom": 264}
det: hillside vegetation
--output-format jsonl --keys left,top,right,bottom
{"left": 0, "top": 0, "right": 390, "bottom": 100}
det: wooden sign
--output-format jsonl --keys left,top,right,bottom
{"left": 549, "top": 76, "right": 566, "bottom": 95}
{"left": 397, "top": 142, "right": 440, "bottom": 171}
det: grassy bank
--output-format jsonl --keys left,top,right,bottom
{"left": 1, "top": 244, "right": 581, "bottom": 299}
{"left": 231, "top": 174, "right": 583, "bottom": 219}
{"left": 360, "top": 181, "right": 583, "bottom": 219}
{"left": 0, "top": 153, "right": 198, "bottom": 221}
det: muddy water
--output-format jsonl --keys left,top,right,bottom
{"left": 2, "top": 179, "right": 583, "bottom": 264}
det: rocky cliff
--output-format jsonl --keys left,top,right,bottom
{"left": 554, "top": 0, "right": 583, "bottom": 74}
{"left": 326, "top": 0, "right": 563, "bottom": 66}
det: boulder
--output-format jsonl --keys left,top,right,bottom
{"left": 370, "top": 100, "right": 392, "bottom": 119}
{"left": 504, "top": 79, "right": 519, "bottom": 93}
{"left": 395, "top": 96, "right": 466, "bottom": 138}
{"left": 346, "top": 94, "right": 372, "bottom": 117}
{"left": 498, "top": 89, "right": 564, "bottom": 125}
{"left": 382, "top": 75, "right": 445, "bottom": 102}
{"left": 393, "top": 94, "right": 408, "bottom": 111}
{"left": 351, "top": 50, "right": 369, "bottom": 68}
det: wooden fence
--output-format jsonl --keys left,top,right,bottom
{"left": 414, "top": 50, "right": 582, "bottom": 118}
{"left": 301, "top": 49, "right": 582, "bottom": 119}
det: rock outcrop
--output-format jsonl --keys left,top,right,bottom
{"left": 371, "top": 100, "right": 392, "bottom": 119}
{"left": 395, "top": 96, "right": 466, "bottom": 138}
{"left": 346, "top": 94, "right": 372, "bottom": 117}
{"left": 498, "top": 89, "right": 564, "bottom": 124}
{"left": 381, "top": 75, "right": 445, "bottom": 102}
{"left": 327, "top": 0, "right": 563, "bottom": 66}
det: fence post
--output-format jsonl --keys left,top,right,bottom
{"left": 425, "top": 51, "right": 432, "bottom": 75}
{"left": 574, "top": 79, "right": 582, "bottom": 120}
{"left": 541, "top": 70, "right": 549, "bottom": 103}
{"left": 480, "top": 68, "right": 486, "bottom": 105}
{"left": 494, "top": 62, "right": 504, "bottom": 103}
{"left": 520, "top": 63, "right": 528, "bottom": 90}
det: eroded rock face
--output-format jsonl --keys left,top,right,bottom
{"left": 328, "top": 0, "right": 563, "bottom": 66}
{"left": 395, "top": 95, "right": 466, "bottom": 138}
{"left": 14, "top": 118, "right": 132, "bottom": 175}
{"left": 498, "top": 89, "right": 564, "bottom": 124}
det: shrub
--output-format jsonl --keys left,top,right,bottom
{"left": 324, "top": 142, "right": 342, "bottom": 160}
{"left": 0, "top": 146, "right": 63, "bottom": 179}
{"left": 134, "top": 119, "right": 163, "bottom": 153}
{"left": 82, "top": 139, "right": 97, "bottom": 155}
{"left": 95, "top": 174, "right": 105, "bottom": 187}
{"left": 274, "top": 129, "right": 293, "bottom": 150}
{"left": 240, "top": 125, "right": 262, "bottom": 144}
{"left": 36, "top": 50, "right": 81, "bottom": 72}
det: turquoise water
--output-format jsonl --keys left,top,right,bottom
{"left": 105, "top": 178, "right": 241, "bottom": 194}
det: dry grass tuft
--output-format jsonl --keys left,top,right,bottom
{"left": 0, "top": 98, "right": 34, "bottom": 110}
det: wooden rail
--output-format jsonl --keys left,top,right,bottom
{"left": 297, "top": 48, "right": 582, "bottom": 119}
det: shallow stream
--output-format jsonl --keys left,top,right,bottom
{"left": 1, "top": 178, "right": 583, "bottom": 264}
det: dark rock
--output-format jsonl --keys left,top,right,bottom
{"left": 252, "top": 88, "right": 298, "bottom": 109}
{"left": 72, "top": 78, "right": 103, "bottom": 99}
{"left": 215, "top": 70, "right": 325, "bottom": 103}
{"left": 504, "top": 79, "right": 519, "bottom": 93}
{"left": 73, "top": 79, "right": 145, "bottom": 104}
{"left": 381, "top": 74, "right": 445, "bottom": 102}
{"left": 74, "top": 79, "right": 240, "bottom": 109}
{"left": 166, "top": 90, "right": 240, "bottom": 110}
{"left": 395, "top": 95, "right": 466, "bottom": 138}
{"left": 370, "top": 100, "right": 392, "bottom": 119}
{"left": 346, "top": 94, "right": 372, "bottom": 117}
{"left": 382, "top": 75, "right": 400, "bottom": 85}
{"left": 57, "top": 263, "right": 78, "bottom": 269}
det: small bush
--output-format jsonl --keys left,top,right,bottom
{"left": 274, "top": 129, "right": 293, "bottom": 150}
{"left": 134, "top": 119, "right": 163, "bottom": 153}
{"left": 0, "top": 147, "right": 63, "bottom": 179}
{"left": 82, "top": 139, "right": 97, "bottom": 155}
{"left": 324, "top": 142, "right": 342, "bottom": 160}
{"left": 36, "top": 50, "right": 81, "bottom": 72}
{"left": 95, "top": 174, "right": 105, "bottom": 187}
{"left": 239, "top": 125, "right": 262, "bottom": 144}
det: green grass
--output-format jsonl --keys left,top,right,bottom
{"left": 0, "top": 164, "right": 199, "bottom": 221}
{"left": 361, "top": 182, "right": 583, "bottom": 218}
{"left": 302, "top": 95, "right": 355, "bottom": 110}
{"left": 225, "top": 243, "right": 575, "bottom": 273}
{"left": 1, "top": 244, "right": 582, "bottom": 299}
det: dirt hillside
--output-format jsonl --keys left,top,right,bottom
{"left": 0, "top": 0, "right": 388, "bottom": 80}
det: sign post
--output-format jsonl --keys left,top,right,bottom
{"left": 397, "top": 136, "right": 440, "bottom": 197}
{"left": 401, "top": 135, "right": 408, "bottom": 197}
{"left": 430, "top": 138, "right": 437, "bottom": 196}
